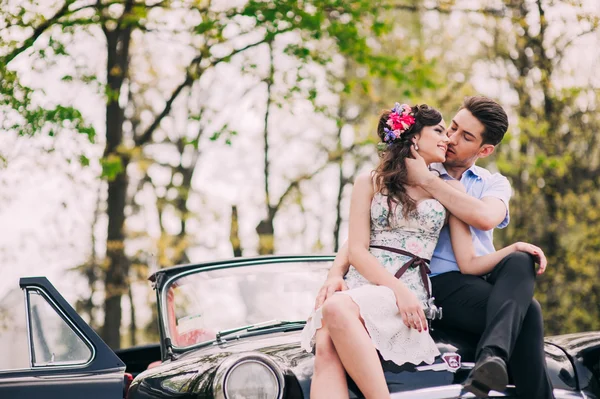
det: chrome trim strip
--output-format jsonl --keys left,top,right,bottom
{"left": 415, "top": 362, "right": 475, "bottom": 372}
{"left": 552, "top": 389, "right": 587, "bottom": 398}
{"left": 23, "top": 288, "right": 33, "bottom": 368}
{"left": 389, "top": 387, "right": 584, "bottom": 398}
{"left": 390, "top": 384, "right": 498, "bottom": 398}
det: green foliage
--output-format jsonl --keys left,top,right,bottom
{"left": 209, "top": 127, "right": 238, "bottom": 146}
{"left": 100, "top": 155, "right": 124, "bottom": 181}
{"left": 491, "top": 0, "right": 600, "bottom": 335}
{"left": 0, "top": 64, "right": 96, "bottom": 141}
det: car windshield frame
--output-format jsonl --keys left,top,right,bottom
{"left": 157, "top": 256, "right": 334, "bottom": 354}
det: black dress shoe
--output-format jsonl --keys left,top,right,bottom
{"left": 463, "top": 351, "right": 508, "bottom": 397}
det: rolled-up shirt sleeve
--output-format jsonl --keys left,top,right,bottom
{"left": 481, "top": 174, "right": 512, "bottom": 229}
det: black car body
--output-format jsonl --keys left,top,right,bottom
{"left": 1, "top": 255, "right": 599, "bottom": 398}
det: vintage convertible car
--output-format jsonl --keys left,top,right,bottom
{"left": 0, "top": 255, "right": 599, "bottom": 398}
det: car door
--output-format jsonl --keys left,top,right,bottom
{"left": 0, "top": 277, "right": 124, "bottom": 399}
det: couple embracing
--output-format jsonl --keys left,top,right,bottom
{"left": 300, "top": 97, "right": 554, "bottom": 399}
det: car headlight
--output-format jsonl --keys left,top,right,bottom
{"left": 214, "top": 353, "right": 284, "bottom": 399}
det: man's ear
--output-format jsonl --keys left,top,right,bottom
{"left": 478, "top": 144, "right": 495, "bottom": 158}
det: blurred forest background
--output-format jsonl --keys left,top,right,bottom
{"left": 0, "top": 0, "right": 599, "bottom": 349}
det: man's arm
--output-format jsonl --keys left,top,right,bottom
{"left": 445, "top": 180, "right": 547, "bottom": 275}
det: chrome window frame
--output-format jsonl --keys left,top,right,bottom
{"left": 0, "top": 286, "right": 97, "bottom": 374}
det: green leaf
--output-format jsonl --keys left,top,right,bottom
{"left": 79, "top": 155, "right": 90, "bottom": 167}
{"left": 100, "top": 155, "right": 124, "bottom": 181}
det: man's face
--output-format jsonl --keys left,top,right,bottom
{"left": 444, "top": 108, "right": 495, "bottom": 168}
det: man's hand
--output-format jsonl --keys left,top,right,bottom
{"left": 314, "top": 276, "right": 348, "bottom": 309}
{"left": 405, "top": 146, "right": 436, "bottom": 186}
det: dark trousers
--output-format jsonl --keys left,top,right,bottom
{"left": 430, "top": 252, "right": 554, "bottom": 399}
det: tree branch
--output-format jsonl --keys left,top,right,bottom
{"left": 63, "top": 0, "right": 123, "bottom": 17}
{"left": 263, "top": 41, "right": 274, "bottom": 208}
{"left": 389, "top": 2, "right": 507, "bottom": 17}
{"left": 136, "top": 31, "right": 286, "bottom": 146}
{"left": 3, "top": 0, "right": 74, "bottom": 64}
{"left": 135, "top": 73, "right": 194, "bottom": 146}
{"left": 273, "top": 149, "right": 346, "bottom": 213}
{"left": 554, "top": 27, "right": 599, "bottom": 64}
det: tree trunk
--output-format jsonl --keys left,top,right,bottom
{"left": 128, "top": 284, "right": 136, "bottom": 347}
{"left": 257, "top": 41, "right": 275, "bottom": 255}
{"left": 101, "top": 2, "right": 134, "bottom": 349}
{"left": 230, "top": 205, "right": 243, "bottom": 257}
{"left": 256, "top": 212, "right": 275, "bottom": 255}
{"left": 102, "top": 160, "right": 129, "bottom": 349}
{"left": 333, "top": 166, "right": 345, "bottom": 252}
{"left": 173, "top": 161, "right": 194, "bottom": 265}
{"left": 333, "top": 94, "right": 347, "bottom": 252}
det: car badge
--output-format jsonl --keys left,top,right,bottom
{"left": 441, "top": 352, "right": 461, "bottom": 372}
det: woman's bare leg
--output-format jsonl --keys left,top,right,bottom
{"left": 323, "top": 295, "right": 389, "bottom": 399}
{"left": 310, "top": 327, "right": 349, "bottom": 399}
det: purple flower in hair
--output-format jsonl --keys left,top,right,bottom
{"left": 383, "top": 127, "right": 396, "bottom": 142}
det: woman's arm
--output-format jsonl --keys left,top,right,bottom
{"left": 347, "top": 173, "right": 399, "bottom": 289}
{"left": 406, "top": 147, "right": 508, "bottom": 231}
{"left": 329, "top": 241, "right": 351, "bottom": 279}
{"left": 314, "top": 242, "right": 350, "bottom": 309}
{"left": 449, "top": 215, "right": 517, "bottom": 275}
{"left": 348, "top": 173, "right": 427, "bottom": 331}
{"left": 446, "top": 181, "right": 547, "bottom": 275}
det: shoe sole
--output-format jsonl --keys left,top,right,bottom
{"left": 463, "top": 359, "right": 508, "bottom": 397}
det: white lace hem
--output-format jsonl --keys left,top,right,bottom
{"left": 300, "top": 286, "right": 440, "bottom": 366}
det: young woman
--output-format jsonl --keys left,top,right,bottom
{"left": 301, "top": 102, "right": 449, "bottom": 398}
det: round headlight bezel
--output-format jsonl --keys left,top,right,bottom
{"left": 213, "top": 353, "right": 285, "bottom": 399}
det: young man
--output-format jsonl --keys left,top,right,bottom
{"left": 315, "top": 96, "right": 554, "bottom": 398}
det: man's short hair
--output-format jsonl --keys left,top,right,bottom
{"left": 461, "top": 96, "right": 509, "bottom": 146}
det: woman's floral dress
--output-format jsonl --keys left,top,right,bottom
{"left": 301, "top": 192, "right": 446, "bottom": 366}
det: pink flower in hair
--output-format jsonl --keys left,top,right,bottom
{"left": 383, "top": 102, "right": 416, "bottom": 146}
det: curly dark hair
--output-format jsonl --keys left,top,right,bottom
{"left": 374, "top": 104, "right": 443, "bottom": 226}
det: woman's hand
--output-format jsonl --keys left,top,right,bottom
{"left": 314, "top": 276, "right": 348, "bottom": 309}
{"left": 513, "top": 242, "right": 548, "bottom": 275}
{"left": 393, "top": 282, "right": 428, "bottom": 332}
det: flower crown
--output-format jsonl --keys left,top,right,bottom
{"left": 382, "top": 103, "right": 416, "bottom": 146}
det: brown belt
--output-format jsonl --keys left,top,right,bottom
{"left": 369, "top": 245, "right": 431, "bottom": 298}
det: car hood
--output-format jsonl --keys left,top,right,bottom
{"left": 127, "top": 331, "right": 314, "bottom": 398}
{"left": 127, "top": 329, "right": 473, "bottom": 398}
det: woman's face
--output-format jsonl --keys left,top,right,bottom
{"left": 415, "top": 121, "right": 449, "bottom": 164}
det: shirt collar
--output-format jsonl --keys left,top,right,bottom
{"left": 429, "top": 163, "right": 449, "bottom": 178}
{"left": 430, "top": 163, "right": 482, "bottom": 180}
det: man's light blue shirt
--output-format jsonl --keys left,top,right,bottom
{"left": 429, "top": 163, "right": 512, "bottom": 276}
